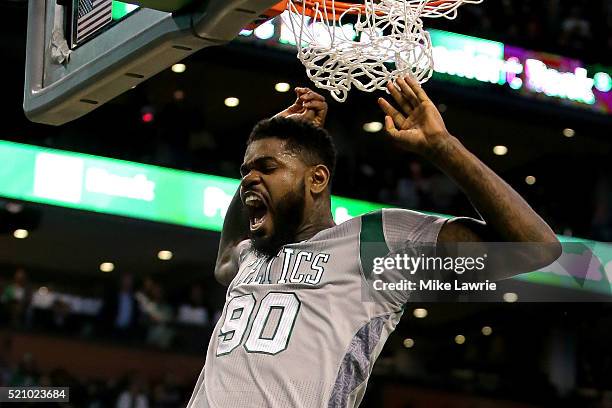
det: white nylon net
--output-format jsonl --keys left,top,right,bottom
{"left": 284, "top": 0, "right": 483, "bottom": 102}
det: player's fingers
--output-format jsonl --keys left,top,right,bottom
{"left": 300, "top": 109, "right": 316, "bottom": 121}
{"left": 294, "top": 88, "right": 309, "bottom": 102}
{"left": 404, "top": 75, "right": 431, "bottom": 103}
{"left": 289, "top": 106, "right": 307, "bottom": 115}
{"left": 396, "top": 77, "right": 419, "bottom": 107}
{"left": 384, "top": 116, "right": 401, "bottom": 138}
{"left": 288, "top": 102, "right": 304, "bottom": 113}
{"left": 387, "top": 81, "right": 413, "bottom": 113}
{"left": 378, "top": 98, "right": 405, "bottom": 127}
{"left": 300, "top": 91, "right": 326, "bottom": 103}
{"left": 303, "top": 100, "right": 326, "bottom": 111}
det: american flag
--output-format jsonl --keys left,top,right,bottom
{"left": 75, "top": 0, "right": 113, "bottom": 44}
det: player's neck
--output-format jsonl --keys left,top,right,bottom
{"left": 294, "top": 209, "right": 336, "bottom": 242}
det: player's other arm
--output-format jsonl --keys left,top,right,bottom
{"left": 378, "top": 76, "right": 561, "bottom": 275}
{"left": 214, "top": 189, "right": 250, "bottom": 286}
{"left": 214, "top": 88, "right": 328, "bottom": 285}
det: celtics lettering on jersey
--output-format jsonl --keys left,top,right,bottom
{"left": 239, "top": 248, "right": 330, "bottom": 286}
{"left": 216, "top": 247, "right": 330, "bottom": 358}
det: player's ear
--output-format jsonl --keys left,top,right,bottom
{"left": 309, "top": 164, "right": 330, "bottom": 194}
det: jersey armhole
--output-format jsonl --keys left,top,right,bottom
{"left": 357, "top": 210, "right": 393, "bottom": 302}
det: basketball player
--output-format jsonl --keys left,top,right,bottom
{"left": 187, "top": 76, "right": 561, "bottom": 407}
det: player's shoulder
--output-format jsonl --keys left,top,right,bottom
{"left": 357, "top": 207, "right": 428, "bottom": 216}
{"left": 377, "top": 207, "right": 445, "bottom": 225}
{"left": 321, "top": 208, "right": 443, "bottom": 237}
{"left": 236, "top": 239, "right": 253, "bottom": 263}
{"left": 355, "top": 208, "right": 430, "bottom": 225}
{"left": 358, "top": 207, "right": 449, "bottom": 246}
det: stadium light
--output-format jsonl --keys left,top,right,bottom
{"left": 158, "top": 250, "right": 173, "bottom": 261}
{"left": 171, "top": 63, "right": 187, "bottom": 74}
{"left": 363, "top": 122, "right": 383, "bottom": 133}
{"left": 224, "top": 97, "right": 240, "bottom": 107}
{"left": 275, "top": 82, "right": 291, "bottom": 93}
{"left": 493, "top": 145, "right": 508, "bottom": 156}
{"left": 141, "top": 112, "right": 154, "bottom": 123}
{"left": 13, "top": 229, "right": 29, "bottom": 239}
{"left": 503, "top": 292, "right": 518, "bottom": 303}
{"left": 100, "top": 262, "right": 115, "bottom": 273}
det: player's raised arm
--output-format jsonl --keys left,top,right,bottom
{"left": 377, "top": 75, "right": 562, "bottom": 276}
{"left": 274, "top": 87, "right": 328, "bottom": 127}
{"left": 214, "top": 189, "right": 250, "bottom": 286}
{"left": 214, "top": 88, "right": 328, "bottom": 285}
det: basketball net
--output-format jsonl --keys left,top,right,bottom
{"left": 282, "top": 0, "right": 483, "bottom": 102}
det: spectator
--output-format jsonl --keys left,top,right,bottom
{"left": 396, "top": 161, "right": 432, "bottom": 210}
{"left": 151, "top": 373, "right": 182, "bottom": 408}
{"left": 428, "top": 173, "right": 461, "bottom": 213}
{"left": 177, "top": 285, "right": 209, "bottom": 327}
{"left": 0, "top": 337, "right": 12, "bottom": 386}
{"left": 85, "top": 380, "right": 106, "bottom": 408}
{"left": 559, "top": 6, "right": 592, "bottom": 52}
{"left": 136, "top": 282, "right": 174, "bottom": 349}
{"left": 9, "top": 353, "right": 39, "bottom": 387}
{"left": 42, "top": 298, "right": 75, "bottom": 333}
{"left": 100, "top": 273, "right": 140, "bottom": 340}
{"left": 377, "top": 168, "right": 400, "bottom": 205}
{"left": 116, "top": 375, "right": 149, "bottom": 408}
{"left": 141, "top": 276, "right": 157, "bottom": 301}
{"left": 1, "top": 268, "right": 32, "bottom": 328}
{"left": 176, "top": 284, "right": 211, "bottom": 352}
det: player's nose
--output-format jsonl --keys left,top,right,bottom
{"left": 240, "top": 170, "right": 262, "bottom": 190}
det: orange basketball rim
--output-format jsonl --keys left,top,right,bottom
{"left": 251, "top": 0, "right": 472, "bottom": 24}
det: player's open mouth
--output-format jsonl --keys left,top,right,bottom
{"left": 244, "top": 192, "right": 268, "bottom": 233}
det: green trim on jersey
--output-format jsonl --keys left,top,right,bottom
{"left": 359, "top": 210, "right": 391, "bottom": 279}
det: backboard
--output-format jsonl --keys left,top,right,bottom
{"left": 24, "top": 0, "right": 279, "bottom": 126}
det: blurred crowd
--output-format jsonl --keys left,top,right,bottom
{"left": 0, "top": 351, "right": 192, "bottom": 407}
{"left": 0, "top": 268, "right": 218, "bottom": 353}
{"left": 0, "top": 268, "right": 210, "bottom": 406}
{"left": 429, "top": 0, "right": 612, "bottom": 63}
{"left": 100, "top": 274, "right": 214, "bottom": 350}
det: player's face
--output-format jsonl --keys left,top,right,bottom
{"left": 240, "top": 138, "right": 308, "bottom": 256}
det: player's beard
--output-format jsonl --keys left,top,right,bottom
{"left": 250, "top": 179, "right": 305, "bottom": 259}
